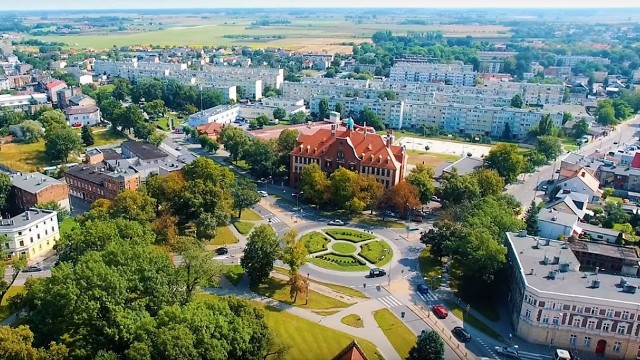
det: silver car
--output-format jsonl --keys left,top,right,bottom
{"left": 495, "top": 346, "right": 519, "bottom": 359}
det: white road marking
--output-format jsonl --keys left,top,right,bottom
{"left": 377, "top": 295, "right": 403, "bottom": 308}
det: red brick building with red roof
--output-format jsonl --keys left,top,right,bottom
{"left": 289, "top": 122, "right": 407, "bottom": 188}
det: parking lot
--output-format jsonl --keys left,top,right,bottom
{"left": 398, "top": 136, "right": 493, "bottom": 158}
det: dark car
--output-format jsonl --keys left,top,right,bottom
{"left": 23, "top": 265, "right": 43, "bottom": 272}
{"left": 452, "top": 326, "right": 471, "bottom": 342}
{"left": 215, "top": 247, "right": 229, "bottom": 255}
{"left": 369, "top": 268, "right": 386, "bottom": 278}
{"left": 417, "top": 284, "right": 429, "bottom": 296}
{"left": 568, "top": 350, "right": 580, "bottom": 360}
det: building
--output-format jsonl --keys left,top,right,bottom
{"left": 332, "top": 340, "right": 368, "bottom": 360}
{"left": 64, "top": 105, "right": 101, "bottom": 126}
{"left": 557, "top": 55, "right": 611, "bottom": 68}
{"left": 555, "top": 168, "right": 602, "bottom": 203}
{"left": 196, "top": 122, "right": 224, "bottom": 140}
{"left": 188, "top": 105, "right": 240, "bottom": 127}
{"left": 0, "top": 93, "right": 48, "bottom": 111}
{"left": 441, "top": 156, "right": 484, "bottom": 177}
{"left": 289, "top": 118, "right": 407, "bottom": 189}
{"left": 9, "top": 172, "right": 70, "bottom": 215}
{"left": 0, "top": 209, "right": 59, "bottom": 259}
{"left": 120, "top": 140, "right": 169, "bottom": 165}
{"left": 505, "top": 231, "right": 640, "bottom": 359}
{"left": 65, "top": 164, "right": 140, "bottom": 202}
{"left": 42, "top": 80, "right": 67, "bottom": 106}
{"left": 389, "top": 61, "right": 476, "bottom": 86}
{"left": 476, "top": 51, "right": 518, "bottom": 73}
{"left": 537, "top": 208, "right": 581, "bottom": 239}
{"left": 239, "top": 103, "right": 306, "bottom": 122}
{"left": 309, "top": 96, "right": 404, "bottom": 129}
{"left": 579, "top": 223, "right": 624, "bottom": 244}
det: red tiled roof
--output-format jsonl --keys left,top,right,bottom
{"left": 45, "top": 80, "right": 65, "bottom": 90}
{"left": 291, "top": 126, "right": 404, "bottom": 170}
{"left": 332, "top": 341, "right": 368, "bottom": 360}
{"left": 196, "top": 122, "right": 224, "bottom": 136}
{"left": 631, "top": 153, "right": 640, "bottom": 168}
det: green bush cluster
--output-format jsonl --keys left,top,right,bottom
{"left": 317, "top": 253, "right": 365, "bottom": 267}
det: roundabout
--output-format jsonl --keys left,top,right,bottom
{"left": 331, "top": 241, "right": 357, "bottom": 254}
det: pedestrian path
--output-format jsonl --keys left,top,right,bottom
{"left": 377, "top": 295, "right": 403, "bottom": 308}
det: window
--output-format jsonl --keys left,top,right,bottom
{"left": 37, "top": 234, "right": 40, "bottom": 240}
{"left": 622, "top": 311, "right": 630, "bottom": 320}
{"left": 575, "top": 306, "right": 583, "bottom": 313}
{"left": 584, "top": 337, "right": 591, "bottom": 347}
{"left": 555, "top": 303, "right": 563, "bottom": 310}
{"left": 617, "top": 324, "right": 627, "bottom": 334}
{"left": 587, "top": 320, "right": 596, "bottom": 329}
{"left": 591, "top": 307, "right": 598, "bottom": 315}
{"left": 569, "top": 335, "right": 577, "bottom": 346}
{"left": 18, "top": 231, "right": 22, "bottom": 235}
{"left": 602, "top": 323, "right": 611, "bottom": 332}
{"left": 614, "top": 342, "right": 622, "bottom": 353}
{"left": 525, "top": 309, "right": 531, "bottom": 319}
{"left": 542, "top": 315, "right": 549, "bottom": 324}
{"left": 606, "top": 309, "right": 614, "bottom": 317}
{"left": 573, "top": 318, "right": 581, "bottom": 327}
{"left": 553, "top": 316, "right": 560, "bottom": 325}
{"left": 19, "top": 240, "right": 23, "bottom": 247}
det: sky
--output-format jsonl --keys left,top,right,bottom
{"left": 3, "top": 0, "right": 639, "bottom": 11}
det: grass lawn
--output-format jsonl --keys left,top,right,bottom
{"left": 0, "top": 285, "right": 25, "bottom": 321}
{"left": 561, "top": 138, "right": 579, "bottom": 152}
{"left": 359, "top": 240, "right": 392, "bottom": 266}
{"left": 221, "top": 265, "right": 244, "bottom": 286}
{"left": 373, "top": 308, "right": 416, "bottom": 359}
{"left": 406, "top": 149, "right": 461, "bottom": 167}
{"left": 91, "top": 129, "right": 127, "bottom": 146}
{"left": 273, "top": 267, "right": 367, "bottom": 298}
{"left": 59, "top": 217, "right": 78, "bottom": 236}
{"left": 260, "top": 304, "right": 382, "bottom": 360}
{"left": 418, "top": 247, "right": 443, "bottom": 288}
{"left": 324, "top": 229, "right": 375, "bottom": 243}
{"left": 311, "top": 253, "right": 370, "bottom": 272}
{"left": 0, "top": 140, "right": 48, "bottom": 172}
{"left": 331, "top": 242, "right": 357, "bottom": 254}
{"left": 155, "top": 116, "right": 174, "bottom": 131}
{"left": 300, "top": 231, "right": 330, "bottom": 254}
{"left": 251, "top": 277, "right": 350, "bottom": 310}
{"left": 239, "top": 208, "right": 262, "bottom": 221}
{"left": 443, "top": 300, "right": 503, "bottom": 341}
{"left": 208, "top": 226, "right": 238, "bottom": 245}
{"left": 341, "top": 314, "right": 364, "bottom": 328}
{"left": 313, "top": 310, "right": 340, "bottom": 316}
{"left": 232, "top": 220, "right": 254, "bottom": 235}
{"left": 355, "top": 217, "right": 405, "bottom": 228}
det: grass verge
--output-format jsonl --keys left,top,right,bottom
{"left": 373, "top": 308, "right": 416, "bottom": 359}
{"left": 208, "top": 226, "right": 238, "bottom": 245}
{"left": 0, "top": 285, "right": 25, "bottom": 321}
{"left": 91, "top": 129, "right": 127, "bottom": 146}
{"left": 273, "top": 267, "right": 368, "bottom": 298}
{"left": 443, "top": 300, "right": 503, "bottom": 341}
{"left": 355, "top": 217, "right": 405, "bottom": 228}
{"left": 251, "top": 277, "right": 350, "bottom": 310}
{"left": 310, "top": 253, "right": 370, "bottom": 272}
{"left": 324, "top": 229, "right": 375, "bottom": 243}
{"left": 314, "top": 310, "right": 340, "bottom": 316}
{"left": 221, "top": 265, "right": 244, "bottom": 286}
{"left": 300, "top": 231, "right": 330, "bottom": 254}
{"left": 341, "top": 314, "right": 364, "bottom": 328}
{"left": 418, "top": 247, "right": 443, "bottom": 289}
{"left": 331, "top": 242, "right": 357, "bottom": 254}
{"left": 359, "top": 240, "right": 392, "bottom": 266}
{"left": 232, "top": 220, "right": 254, "bottom": 235}
{"left": 240, "top": 208, "right": 262, "bottom": 221}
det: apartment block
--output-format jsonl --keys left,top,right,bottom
{"left": 0, "top": 209, "right": 59, "bottom": 259}
{"left": 557, "top": 56, "right": 611, "bottom": 68}
{"left": 10, "top": 172, "right": 70, "bottom": 215}
{"left": 188, "top": 105, "right": 240, "bottom": 127}
{"left": 389, "top": 62, "right": 476, "bottom": 86}
{"left": 309, "top": 96, "right": 404, "bottom": 128}
{"left": 476, "top": 51, "right": 518, "bottom": 73}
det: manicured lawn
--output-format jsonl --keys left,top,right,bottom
{"left": 260, "top": 304, "right": 382, "bottom": 360}
{"left": 373, "top": 308, "right": 416, "bottom": 360}
{"left": 418, "top": 247, "right": 443, "bottom": 289}
{"left": 0, "top": 140, "right": 48, "bottom": 172}
{"left": 240, "top": 208, "right": 262, "bottom": 221}
{"left": 232, "top": 220, "right": 254, "bottom": 235}
{"left": 341, "top": 314, "right": 364, "bottom": 328}
{"left": 561, "top": 138, "right": 579, "bottom": 152}
{"left": 59, "top": 217, "right": 78, "bottom": 236}
{"left": 273, "top": 267, "right": 368, "bottom": 298}
{"left": 91, "top": 129, "right": 127, "bottom": 146}
{"left": 355, "top": 217, "right": 405, "bottom": 228}
{"left": 155, "top": 117, "right": 172, "bottom": 130}
{"left": 221, "top": 265, "right": 244, "bottom": 286}
{"left": 300, "top": 231, "right": 330, "bottom": 254}
{"left": 208, "top": 226, "right": 238, "bottom": 245}
{"left": 331, "top": 242, "right": 357, "bottom": 254}
{"left": 324, "top": 229, "right": 375, "bottom": 243}
{"left": 311, "top": 253, "right": 370, "bottom": 272}
{"left": 443, "top": 300, "right": 503, "bottom": 341}
{"left": 251, "top": 277, "right": 350, "bottom": 310}
{"left": 359, "top": 240, "right": 392, "bottom": 266}
{"left": 0, "top": 285, "right": 25, "bottom": 321}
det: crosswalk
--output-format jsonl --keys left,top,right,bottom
{"left": 514, "top": 350, "right": 553, "bottom": 360}
{"left": 267, "top": 217, "right": 281, "bottom": 224}
{"left": 377, "top": 295, "right": 403, "bottom": 308}
{"left": 417, "top": 291, "right": 439, "bottom": 302}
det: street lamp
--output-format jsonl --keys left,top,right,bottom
{"left": 305, "top": 273, "right": 310, "bottom": 305}
{"left": 294, "top": 191, "right": 304, "bottom": 209}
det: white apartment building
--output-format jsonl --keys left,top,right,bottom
{"left": 0, "top": 209, "right": 59, "bottom": 259}
{"left": 557, "top": 56, "right": 611, "bottom": 68}
{"left": 188, "top": 105, "right": 240, "bottom": 127}
{"left": 506, "top": 232, "right": 640, "bottom": 360}
{"left": 239, "top": 103, "right": 306, "bottom": 121}
{"left": 0, "top": 93, "right": 49, "bottom": 111}
{"left": 309, "top": 96, "right": 404, "bottom": 128}
{"left": 389, "top": 62, "right": 476, "bottom": 86}
{"left": 476, "top": 51, "right": 518, "bottom": 73}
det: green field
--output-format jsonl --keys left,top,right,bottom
{"left": 221, "top": 265, "right": 245, "bottom": 286}
{"left": 208, "top": 225, "right": 238, "bottom": 246}
{"left": 239, "top": 208, "right": 262, "bottom": 221}
{"left": 324, "top": 229, "right": 375, "bottom": 243}
{"left": 331, "top": 242, "right": 358, "bottom": 255}
{"left": 373, "top": 308, "right": 416, "bottom": 360}
{"left": 359, "top": 240, "right": 393, "bottom": 266}
{"left": 300, "top": 231, "right": 330, "bottom": 254}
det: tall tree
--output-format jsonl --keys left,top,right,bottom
{"left": 19, "top": 120, "right": 44, "bottom": 143}
{"left": 195, "top": 212, "right": 219, "bottom": 241}
{"left": 0, "top": 173, "right": 11, "bottom": 210}
{"left": 524, "top": 201, "right": 540, "bottom": 236}
{"left": 501, "top": 122, "right": 512, "bottom": 140}
{"left": 219, "top": 126, "right": 250, "bottom": 163}
{"left": 485, "top": 143, "right": 525, "bottom": 184}
{"left": 272, "top": 107, "right": 286, "bottom": 120}
{"left": 243, "top": 139, "right": 279, "bottom": 179}
{"left": 279, "top": 229, "right": 307, "bottom": 275}
{"left": 510, "top": 94, "right": 524, "bottom": 108}
{"left": 241, "top": 224, "right": 279, "bottom": 287}
{"left": 536, "top": 136, "right": 563, "bottom": 160}
{"left": 353, "top": 174, "right": 385, "bottom": 213}
{"left": 81, "top": 125, "right": 95, "bottom": 146}
{"left": 439, "top": 172, "right": 480, "bottom": 205}
{"left": 232, "top": 179, "right": 260, "bottom": 218}
{"left": 298, "top": 163, "right": 330, "bottom": 207}
{"left": 0, "top": 326, "right": 68, "bottom": 359}
{"left": 38, "top": 110, "right": 67, "bottom": 131}
{"left": 44, "top": 126, "right": 83, "bottom": 163}
{"left": 382, "top": 181, "right": 421, "bottom": 217}
{"left": 112, "top": 78, "right": 131, "bottom": 101}
{"left": 407, "top": 331, "right": 444, "bottom": 360}
{"left": 536, "top": 114, "right": 555, "bottom": 136}
{"left": 110, "top": 190, "right": 156, "bottom": 223}
{"left": 175, "top": 238, "right": 222, "bottom": 304}
{"left": 572, "top": 119, "right": 589, "bottom": 139}
{"left": 406, "top": 164, "right": 435, "bottom": 204}
{"left": 318, "top": 98, "right": 329, "bottom": 120}
{"left": 329, "top": 167, "right": 357, "bottom": 209}
{"left": 472, "top": 169, "right": 505, "bottom": 198}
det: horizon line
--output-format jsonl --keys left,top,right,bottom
{"left": 2, "top": 6, "right": 640, "bottom": 11}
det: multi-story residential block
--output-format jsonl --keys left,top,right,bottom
{"left": 476, "top": 51, "right": 518, "bottom": 73}
{"left": 289, "top": 118, "right": 407, "bottom": 189}
{"left": 557, "top": 55, "right": 611, "bottom": 68}
{"left": 9, "top": 172, "right": 70, "bottom": 215}
{"left": 188, "top": 105, "right": 240, "bottom": 127}
{"left": 389, "top": 61, "right": 476, "bottom": 86}
{"left": 0, "top": 93, "right": 48, "bottom": 111}
{"left": 0, "top": 208, "right": 59, "bottom": 259}
{"left": 309, "top": 96, "right": 404, "bottom": 129}
{"left": 64, "top": 105, "right": 101, "bottom": 126}
{"left": 505, "top": 232, "right": 640, "bottom": 359}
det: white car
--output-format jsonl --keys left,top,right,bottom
{"left": 495, "top": 346, "right": 519, "bottom": 359}
{"left": 327, "top": 220, "right": 345, "bottom": 226}
{"left": 258, "top": 191, "right": 268, "bottom": 197}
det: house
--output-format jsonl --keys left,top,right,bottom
{"left": 120, "top": 140, "right": 169, "bottom": 165}
{"left": 0, "top": 208, "right": 59, "bottom": 259}
{"left": 332, "top": 340, "right": 368, "bottom": 360}
{"left": 9, "top": 172, "right": 70, "bottom": 215}
{"left": 289, "top": 117, "right": 407, "bottom": 189}
{"left": 63, "top": 105, "right": 101, "bottom": 126}
{"left": 65, "top": 165, "right": 140, "bottom": 202}
{"left": 578, "top": 222, "right": 623, "bottom": 243}
{"left": 554, "top": 168, "right": 602, "bottom": 203}
{"left": 441, "top": 156, "right": 484, "bottom": 177}
{"left": 42, "top": 80, "right": 67, "bottom": 105}
{"left": 545, "top": 191, "right": 589, "bottom": 220}
{"left": 68, "top": 94, "right": 96, "bottom": 107}
{"left": 537, "top": 208, "right": 580, "bottom": 239}
{"left": 196, "top": 122, "right": 224, "bottom": 140}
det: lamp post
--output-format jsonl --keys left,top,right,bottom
{"left": 294, "top": 191, "right": 304, "bottom": 209}
{"left": 305, "top": 273, "right": 310, "bottom": 305}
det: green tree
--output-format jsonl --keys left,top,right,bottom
{"left": 272, "top": 107, "right": 286, "bottom": 120}
{"left": 289, "top": 111, "right": 306, "bottom": 125}
{"left": 110, "top": 190, "right": 156, "bottom": 223}
{"left": 613, "top": 99, "right": 633, "bottom": 120}
{"left": 232, "top": 179, "right": 260, "bottom": 218}
{"left": 44, "top": 126, "right": 83, "bottom": 162}
{"left": 572, "top": 119, "right": 589, "bottom": 139}
{"left": 143, "top": 99, "right": 165, "bottom": 119}
{"left": 358, "top": 107, "right": 384, "bottom": 131}
{"left": 328, "top": 167, "right": 357, "bottom": 209}
{"left": 562, "top": 112, "right": 573, "bottom": 125}
{"left": 120, "top": 105, "right": 145, "bottom": 133}
{"left": 472, "top": 168, "right": 505, "bottom": 197}
{"left": 407, "top": 331, "right": 444, "bottom": 360}
{"left": 299, "top": 163, "right": 330, "bottom": 206}
{"left": 352, "top": 174, "right": 385, "bottom": 213}
{"left": 175, "top": 238, "right": 222, "bottom": 303}
{"left": 318, "top": 98, "right": 329, "bottom": 120}
{"left": 241, "top": 224, "right": 279, "bottom": 287}
{"left": 243, "top": 139, "right": 279, "bottom": 179}
{"left": 0, "top": 325, "right": 68, "bottom": 359}
{"left": 440, "top": 172, "right": 480, "bottom": 205}
{"left": 18, "top": 120, "right": 44, "bottom": 143}
{"left": 98, "top": 98, "right": 121, "bottom": 123}
{"left": 184, "top": 104, "right": 198, "bottom": 115}
{"left": 485, "top": 143, "right": 524, "bottom": 184}
{"left": 381, "top": 181, "right": 421, "bottom": 217}
{"left": 219, "top": 126, "right": 250, "bottom": 163}
{"left": 255, "top": 115, "right": 270, "bottom": 127}
{"left": 501, "top": 122, "right": 512, "bottom": 140}
{"left": 81, "top": 124, "right": 95, "bottom": 146}
{"left": 112, "top": 78, "right": 131, "bottom": 101}
{"left": 597, "top": 102, "right": 617, "bottom": 125}
{"left": 406, "top": 163, "right": 435, "bottom": 204}
{"left": 280, "top": 229, "right": 307, "bottom": 276}
{"left": 148, "top": 131, "right": 167, "bottom": 146}
{"left": 536, "top": 114, "right": 555, "bottom": 136}
{"left": 536, "top": 136, "right": 563, "bottom": 160}
{"left": 524, "top": 201, "right": 540, "bottom": 235}
{"left": 195, "top": 213, "right": 219, "bottom": 241}
{"left": 133, "top": 121, "right": 154, "bottom": 140}
{"left": 37, "top": 110, "right": 67, "bottom": 131}
{"left": 0, "top": 173, "right": 11, "bottom": 210}
{"left": 334, "top": 102, "right": 345, "bottom": 115}
{"left": 510, "top": 94, "right": 524, "bottom": 108}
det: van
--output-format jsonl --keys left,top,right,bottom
{"left": 554, "top": 349, "right": 571, "bottom": 360}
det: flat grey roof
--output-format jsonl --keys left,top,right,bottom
{"left": 578, "top": 222, "right": 622, "bottom": 237}
{"left": 538, "top": 208, "right": 578, "bottom": 225}
{"left": 11, "top": 172, "right": 65, "bottom": 194}
{"left": 0, "top": 208, "right": 56, "bottom": 230}
{"left": 442, "top": 157, "right": 484, "bottom": 176}
{"left": 506, "top": 232, "right": 640, "bottom": 304}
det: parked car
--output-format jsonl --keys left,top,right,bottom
{"left": 432, "top": 305, "right": 448, "bottom": 319}
{"left": 417, "top": 284, "right": 429, "bottom": 296}
{"left": 327, "top": 219, "right": 345, "bottom": 226}
{"left": 452, "top": 326, "right": 471, "bottom": 342}
{"left": 23, "top": 265, "right": 43, "bottom": 272}
{"left": 494, "top": 346, "right": 519, "bottom": 359}
{"left": 412, "top": 216, "right": 424, "bottom": 223}
{"left": 369, "top": 268, "right": 386, "bottom": 278}
{"left": 258, "top": 190, "right": 268, "bottom": 197}
{"left": 215, "top": 247, "right": 229, "bottom": 255}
